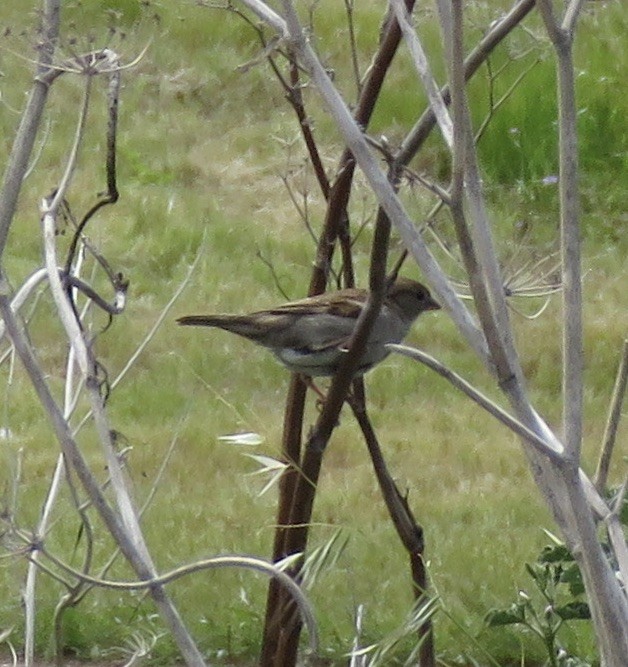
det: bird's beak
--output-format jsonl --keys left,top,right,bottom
{"left": 426, "top": 296, "right": 441, "bottom": 311}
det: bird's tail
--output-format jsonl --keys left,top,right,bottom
{"left": 177, "top": 314, "right": 263, "bottom": 339}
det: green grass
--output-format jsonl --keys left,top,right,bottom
{"left": 0, "top": 0, "right": 626, "bottom": 664}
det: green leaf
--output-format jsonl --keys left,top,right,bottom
{"left": 559, "top": 563, "right": 585, "bottom": 596}
{"left": 485, "top": 603, "right": 526, "bottom": 627}
{"left": 539, "top": 544, "right": 574, "bottom": 564}
{"left": 555, "top": 602, "right": 591, "bottom": 621}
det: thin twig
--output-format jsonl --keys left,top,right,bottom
{"left": 594, "top": 340, "right": 628, "bottom": 492}
{"left": 26, "top": 543, "right": 318, "bottom": 656}
{"left": 388, "top": 344, "right": 565, "bottom": 465}
{"left": 390, "top": 0, "right": 453, "bottom": 148}
{"left": 46, "top": 78, "right": 93, "bottom": 215}
{"left": 72, "top": 236, "right": 205, "bottom": 435}
{"left": 344, "top": 0, "right": 362, "bottom": 98}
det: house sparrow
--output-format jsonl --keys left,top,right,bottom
{"left": 177, "top": 278, "right": 440, "bottom": 377}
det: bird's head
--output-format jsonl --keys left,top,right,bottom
{"left": 388, "top": 278, "right": 440, "bottom": 322}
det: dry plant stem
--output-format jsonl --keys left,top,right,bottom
{"left": 26, "top": 543, "right": 319, "bottom": 656}
{"left": 448, "top": 5, "right": 628, "bottom": 662}
{"left": 0, "top": 270, "right": 47, "bottom": 340}
{"left": 594, "top": 340, "right": 628, "bottom": 491}
{"left": 0, "top": 5, "right": 60, "bottom": 662}
{"left": 440, "top": 0, "right": 564, "bottom": 457}
{"left": 538, "top": 5, "right": 628, "bottom": 662}
{"left": 397, "top": 0, "right": 535, "bottom": 165}
{"left": 24, "top": 308, "right": 88, "bottom": 667}
{"left": 260, "top": 373, "right": 307, "bottom": 662}
{"left": 344, "top": 0, "right": 362, "bottom": 97}
{"left": 389, "top": 345, "right": 563, "bottom": 464}
{"left": 348, "top": 389, "right": 435, "bottom": 667}
{"left": 390, "top": 0, "right": 453, "bottom": 148}
{"left": 286, "top": 56, "right": 330, "bottom": 200}
{"left": 445, "top": 0, "right": 524, "bottom": 391}
{"left": 607, "top": 478, "right": 628, "bottom": 590}
{"left": 279, "top": 0, "right": 489, "bottom": 365}
{"left": 538, "top": 0, "right": 583, "bottom": 462}
{"left": 65, "top": 61, "right": 120, "bottom": 273}
{"left": 50, "top": 262, "right": 97, "bottom": 664}
{"left": 261, "top": 5, "right": 416, "bottom": 663}
{"left": 23, "top": 455, "right": 64, "bottom": 666}
{"left": 0, "top": 0, "right": 60, "bottom": 258}
{"left": 562, "top": 469, "right": 628, "bottom": 666}
{"left": 52, "top": 463, "right": 96, "bottom": 667}
{"left": 238, "top": 0, "right": 288, "bottom": 35}
{"left": 307, "top": 0, "right": 416, "bottom": 295}
{"left": 475, "top": 58, "right": 541, "bottom": 144}
{"left": 40, "top": 212, "right": 205, "bottom": 666}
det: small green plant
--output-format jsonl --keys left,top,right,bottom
{"left": 485, "top": 537, "right": 592, "bottom": 667}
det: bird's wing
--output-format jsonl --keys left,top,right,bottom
{"left": 245, "top": 310, "right": 354, "bottom": 352}
{"left": 262, "top": 287, "right": 367, "bottom": 319}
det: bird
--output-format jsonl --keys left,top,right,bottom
{"left": 177, "top": 278, "right": 440, "bottom": 377}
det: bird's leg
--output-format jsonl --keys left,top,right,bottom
{"left": 300, "top": 376, "right": 347, "bottom": 429}
{"left": 299, "top": 374, "right": 327, "bottom": 406}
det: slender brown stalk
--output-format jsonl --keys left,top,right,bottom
{"left": 260, "top": 4, "right": 416, "bottom": 665}
{"left": 349, "top": 388, "right": 434, "bottom": 666}
{"left": 594, "top": 340, "right": 628, "bottom": 491}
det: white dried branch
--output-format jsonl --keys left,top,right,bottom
{"left": 389, "top": 0, "right": 453, "bottom": 149}
{"left": 0, "top": 0, "right": 61, "bottom": 259}
{"left": 537, "top": 0, "right": 584, "bottom": 462}
{"left": 238, "top": 0, "right": 288, "bottom": 36}
{"left": 0, "top": 269, "right": 47, "bottom": 342}
{"left": 605, "top": 477, "right": 628, "bottom": 591}
{"left": 563, "top": 0, "right": 587, "bottom": 35}
{"left": 44, "top": 209, "right": 153, "bottom": 561}
{"left": 23, "top": 246, "right": 94, "bottom": 666}
{"left": 447, "top": 0, "right": 526, "bottom": 395}
{"left": 388, "top": 344, "right": 564, "bottom": 464}
{"left": 8, "top": 46, "right": 144, "bottom": 82}
{"left": 72, "top": 238, "right": 204, "bottom": 435}
{"left": 45, "top": 78, "right": 93, "bottom": 214}
{"left": 30, "top": 546, "right": 318, "bottom": 656}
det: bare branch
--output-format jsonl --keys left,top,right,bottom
{"left": 27, "top": 543, "right": 318, "bottom": 656}
{"left": 388, "top": 344, "right": 564, "bottom": 465}
{"left": 0, "top": 0, "right": 61, "bottom": 260}
{"left": 390, "top": 0, "right": 453, "bottom": 149}
{"left": 446, "top": 0, "right": 526, "bottom": 392}
{"left": 343, "top": 0, "right": 362, "bottom": 98}
{"left": 238, "top": 0, "right": 288, "bottom": 36}
{"left": 563, "top": 0, "right": 587, "bottom": 35}
{"left": 595, "top": 340, "right": 628, "bottom": 492}
{"left": 537, "top": 0, "right": 583, "bottom": 462}
{"left": 398, "top": 0, "right": 536, "bottom": 166}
